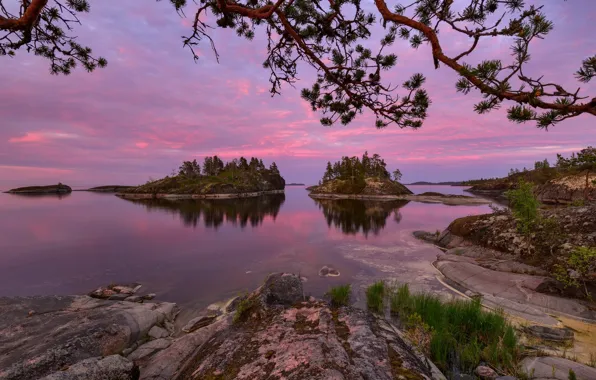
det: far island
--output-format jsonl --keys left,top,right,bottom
{"left": 307, "top": 152, "right": 490, "bottom": 205}
{"left": 116, "top": 156, "right": 285, "bottom": 200}
{"left": 4, "top": 183, "right": 72, "bottom": 194}
{"left": 286, "top": 183, "right": 305, "bottom": 186}
{"left": 79, "top": 186, "right": 134, "bottom": 193}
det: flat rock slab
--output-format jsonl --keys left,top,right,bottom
{"left": 39, "top": 355, "right": 138, "bottom": 380}
{"left": 521, "top": 356, "right": 596, "bottom": 380}
{"left": 435, "top": 255, "right": 596, "bottom": 323}
{"left": 0, "top": 295, "right": 177, "bottom": 380}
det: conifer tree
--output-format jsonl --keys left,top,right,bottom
{"left": 2, "top": 0, "right": 594, "bottom": 129}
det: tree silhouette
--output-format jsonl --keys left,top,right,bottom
{"left": 1, "top": 0, "right": 594, "bottom": 129}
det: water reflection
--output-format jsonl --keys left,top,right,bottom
{"left": 5, "top": 193, "right": 72, "bottom": 200}
{"left": 123, "top": 194, "right": 285, "bottom": 229}
{"left": 313, "top": 198, "right": 409, "bottom": 237}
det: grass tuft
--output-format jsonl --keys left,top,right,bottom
{"left": 366, "top": 281, "right": 385, "bottom": 313}
{"left": 233, "top": 296, "right": 257, "bottom": 324}
{"left": 390, "top": 284, "right": 520, "bottom": 376}
{"left": 326, "top": 284, "right": 351, "bottom": 307}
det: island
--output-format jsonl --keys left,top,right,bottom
{"left": 463, "top": 146, "right": 596, "bottom": 204}
{"left": 407, "top": 181, "right": 464, "bottom": 186}
{"left": 307, "top": 153, "right": 490, "bottom": 205}
{"left": 116, "top": 156, "right": 285, "bottom": 200}
{"left": 4, "top": 183, "right": 72, "bottom": 194}
{"left": 285, "top": 182, "right": 305, "bottom": 186}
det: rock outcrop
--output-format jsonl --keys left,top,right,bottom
{"left": 535, "top": 173, "right": 596, "bottom": 204}
{"left": 5, "top": 183, "right": 72, "bottom": 194}
{"left": 0, "top": 295, "right": 177, "bottom": 380}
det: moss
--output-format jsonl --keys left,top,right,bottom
{"left": 387, "top": 345, "right": 425, "bottom": 380}
{"left": 292, "top": 313, "right": 320, "bottom": 334}
{"left": 447, "top": 214, "right": 485, "bottom": 237}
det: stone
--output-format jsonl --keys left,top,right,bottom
{"left": 521, "top": 356, "right": 596, "bottom": 380}
{"left": 124, "top": 296, "right": 143, "bottom": 303}
{"left": 181, "top": 315, "right": 218, "bottom": 333}
{"left": 495, "top": 377, "right": 517, "bottom": 380}
{"left": 318, "top": 265, "right": 340, "bottom": 277}
{"left": 147, "top": 326, "right": 169, "bottom": 339}
{"left": 142, "top": 293, "right": 156, "bottom": 301}
{"left": 112, "top": 286, "right": 135, "bottom": 295}
{"left": 523, "top": 325, "right": 574, "bottom": 343}
{"left": 0, "top": 295, "right": 177, "bottom": 380}
{"left": 107, "top": 293, "right": 130, "bottom": 301}
{"left": 39, "top": 355, "right": 139, "bottom": 380}
{"left": 127, "top": 339, "right": 172, "bottom": 362}
{"left": 260, "top": 272, "right": 304, "bottom": 306}
{"left": 475, "top": 365, "right": 497, "bottom": 379}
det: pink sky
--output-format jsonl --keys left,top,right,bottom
{"left": 1, "top": 1, "right": 594, "bottom": 189}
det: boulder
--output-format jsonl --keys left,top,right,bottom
{"left": 181, "top": 315, "right": 218, "bottom": 333}
{"left": 318, "top": 265, "right": 340, "bottom": 277}
{"left": 127, "top": 339, "right": 172, "bottom": 362}
{"left": 148, "top": 326, "right": 169, "bottom": 339}
{"left": 475, "top": 365, "right": 497, "bottom": 379}
{"left": 39, "top": 355, "right": 138, "bottom": 380}
{"left": 260, "top": 273, "right": 304, "bottom": 306}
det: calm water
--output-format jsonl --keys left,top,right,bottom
{"left": 0, "top": 185, "right": 491, "bottom": 311}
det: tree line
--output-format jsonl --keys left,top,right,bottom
{"left": 178, "top": 156, "right": 280, "bottom": 178}
{"left": 320, "top": 152, "right": 402, "bottom": 184}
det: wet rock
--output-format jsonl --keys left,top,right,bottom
{"left": 521, "top": 356, "right": 596, "bottom": 380}
{"left": 39, "top": 355, "right": 138, "bottom": 380}
{"left": 260, "top": 272, "right": 304, "bottom": 306}
{"left": 413, "top": 230, "right": 439, "bottom": 243}
{"left": 147, "top": 326, "right": 169, "bottom": 339}
{"left": 318, "top": 265, "right": 340, "bottom": 277}
{"left": 475, "top": 365, "right": 497, "bottom": 379}
{"left": 523, "top": 325, "right": 574, "bottom": 343}
{"left": 181, "top": 315, "right": 218, "bottom": 333}
{"left": 0, "top": 295, "right": 177, "bottom": 380}
{"left": 142, "top": 293, "right": 156, "bottom": 301}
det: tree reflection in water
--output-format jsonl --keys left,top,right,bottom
{"left": 313, "top": 198, "right": 409, "bottom": 237}
{"left": 124, "top": 194, "right": 285, "bottom": 229}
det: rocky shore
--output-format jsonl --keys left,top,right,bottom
{"left": 1, "top": 274, "right": 443, "bottom": 380}
{"left": 116, "top": 189, "right": 285, "bottom": 200}
{"left": 310, "top": 191, "right": 491, "bottom": 205}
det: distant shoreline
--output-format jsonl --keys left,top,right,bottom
{"left": 115, "top": 189, "right": 285, "bottom": 200}
{"left": 309, "top": 192, "right": 491, "bottom": 205}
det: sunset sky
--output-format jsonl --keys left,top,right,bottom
{"left": 1, "top": 0, "right": 594, "bottom": 189}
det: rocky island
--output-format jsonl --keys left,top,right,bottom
{"left": 307, "top": 153, "right": 491, "bottom": 205}
{"left": 4, "top": 183, "right": 72, "bottom": 194}
{"left": 463, "top": 147, "right": 596, "bottom": 204}
{"left": 116, "top": 156, "right": 285, "bottom": 200}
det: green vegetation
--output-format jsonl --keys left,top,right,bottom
{"left": 390, "top": 284, "right": 520, "bottom": 376}
{"left": 123, "top": 156, "right": 284, "bottom": 195}
{"left": 233, "top": 296, "right": 258, "bottom": 324}
{"left": 554, "top": 246, "right": 596, "bottom": 299}
{"left": 506, "top": 179, "right": 540, "bottom": 237}
{"left": 326, "top": 285, "right": 351, "bottom": 307}
{"left": 321, "top": 152, "right": 395, "bottom": 184}
{"left": 366, "top": 281, "right": 385, "bottom": 314}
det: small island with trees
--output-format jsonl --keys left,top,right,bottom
{"left": 117, "top": 156, "right": 285, "bottom": 200}
{"left": 308, "top": 152, "right": 490, "bottom": 205}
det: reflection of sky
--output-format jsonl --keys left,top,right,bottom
{"left": 0, "top": 2, "right": 594, "bottom": 188}
{"left": 0, "top": 187, "right": 492, "bottom": 309}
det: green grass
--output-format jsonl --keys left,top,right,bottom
{"left": 326, "top": 284, "right": 351, "bottom": 307}
{"left": 390, "top": 284, "right": 520, "bottom": 375}
{"left": 366, "top": 281, "right": 385, "bottom": 313}
{"left": 233, "top": 296, "right": 257, "bottom": 324}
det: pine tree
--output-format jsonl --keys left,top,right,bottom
{"left": 270, "top": 162, "right": 280, "bottom": 176}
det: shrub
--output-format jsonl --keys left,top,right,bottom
{"left": 233, "top": 296, "right": 257, "bottom": 324}
{"left": 326, "top": 284, "right": 351, "bottom": 307}
{"left": 554, "top": 246, "right": 596, "bottom": 299}
{"left": 506, "top": 179, "right": 540, "bottom": 236}
{"left": 366, "top": 281, "right": 385, "bottom": 313}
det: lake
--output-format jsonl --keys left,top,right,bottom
{"left": 0, "top": 185, "right": 492, "bottom": 312}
